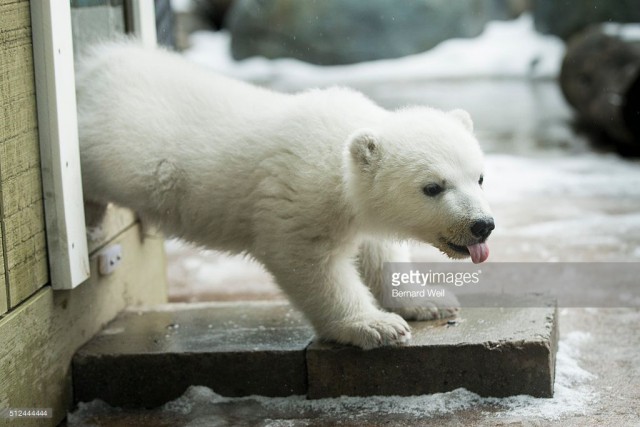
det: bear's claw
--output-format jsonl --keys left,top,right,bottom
{"left": 322, "top": 311, "right": 412, "bottom": 350}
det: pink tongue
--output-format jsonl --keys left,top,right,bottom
{"left": 467, "top": 242, "right": 489, "bottom": 264}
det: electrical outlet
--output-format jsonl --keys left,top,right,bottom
{"left": 98, "top": 244, "right": 123, "bottom": 275}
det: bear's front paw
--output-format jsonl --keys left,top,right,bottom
{"left": 322, "top": 311, "right": 412, "bottom": 350}
{"left": 391, "top": 291, "right": 460, "bottom": 321}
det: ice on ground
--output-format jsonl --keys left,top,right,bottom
{"left": 488, "top": 331, "right": 596, "bottom": 419}
{"left": 184, "top": 14, "right": 565, "bottom": 89}
{"left": 484, "top": 154, "right": 640, "bottom": 257}
{"left": 486, "top": 154, "right": 640, "bottom": 202}
{"left": 471, "top": 153, "right": 640, "bottom": 262}
{"left": 68, "top": 333, "right": 596, "bottom": 423}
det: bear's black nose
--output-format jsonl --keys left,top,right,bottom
{"left": 471, "top": 218, "right": 495, "bottom": 240}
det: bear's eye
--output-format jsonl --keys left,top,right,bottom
{"left": 478, "top": 175, "right": 484, "bottom": 186}
{"left": 423, "top": 183, "right": 444, "bottom": 197}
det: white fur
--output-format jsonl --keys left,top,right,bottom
{"left": 76, "top": 42, "right": 492, "bottom": 349}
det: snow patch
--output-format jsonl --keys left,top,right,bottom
{"left": 184, "top": 14, "right": 565, "bottom": 89}
{"left": 486, "top": 154, "right": 640, "bottom": 202}
{"left": 602, "top": 23, "right": 640, "bottom": 42}
{"left": 165, "top": 241, "right": 280, "bottom": 301}
{"left": 170, "top": 0, "right": 193, "bottom": 13}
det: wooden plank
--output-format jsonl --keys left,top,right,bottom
{"left": 31, "top": 0, "right": 91, "bottom": 289}
{"left": 0, "top": 225, "right": 167, "bottom": 427}
{"left": 0, "top": 0, "right": 49, "bottom": 308}
{"left": 3, "top": 206, "right": 48, "bottom": 306}
{"left": 0, "top": 159, "right": 42, "bottom": 217}
{"left": 0, "top": 95, "right": 38, "bottom": 144}
{"left": 0, "top": 132, "right": 41, "bottom": 181}
{"left": 0, "top": 237, "right": 6, "bottom": 315}
{"left": 0, "top": 0, "right": 32, "bottom": 47}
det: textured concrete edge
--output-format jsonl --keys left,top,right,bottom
{"left": 73, "top": 349, "right": 309, "bottom": 408}
{"left": 71, "top": 300, "right": 559, "bottom": 406}
{"left": 305, "top": 303, "right": 559, "bottom": 399}
{"left": 72, "top": 300, "right": 313, "bottom": 407}
{"left": 549, "top": 303, "right": 560, "bottom": 396}
{"left": 304, "top": 343, "right": 557, "bottom": 399}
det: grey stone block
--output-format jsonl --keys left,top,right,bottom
{"left": 73, "top": 301, "right": 314, "bottom": 408}
{"left": 307, "top": 294, "right": 558, "bottom": 399}
{"left": 73, "top": 296, "right": 558, "bottom": 408}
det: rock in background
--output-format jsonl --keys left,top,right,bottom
{"left": 225, "top": 0, "right": 514, "bottom": 65}
{"left": 560, "top": 24, "right": 640, "bottom": 154}
{"left": 534, "top": 0, "right": 640, "bottom": 40}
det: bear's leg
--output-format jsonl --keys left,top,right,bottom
{"left": 262, "top": 250, "right": 412, "bottom": 349}
{"left": 83, "top": 200, "right": 108, "bottom": 227}
{"left": 357, "top": 240, "right": 460, "bottom": 321}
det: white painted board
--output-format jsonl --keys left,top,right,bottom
{"left": 129, "top": 0, "right": 157, "bottom": 47}
{"left": 31, "top": 0, "right": 90, "bottom": 289}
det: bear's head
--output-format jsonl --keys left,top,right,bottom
{"left": 345, "top": 107, "right": 494, "bottom": 264}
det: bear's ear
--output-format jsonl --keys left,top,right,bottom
{"left": 448, "top": 109, "right": 474, "bottom": 132}
{"left": 348, "top": 129, "right": 381, "bottom": 169}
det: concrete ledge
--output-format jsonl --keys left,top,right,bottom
{"left": 73, "top": 302, "right": 313, "bottom": 408}
{"left": 308, "top": 295, "right": 558, "bottom": 398}
{"left": 73, "top": 295, "right": 557, "bottom": 408}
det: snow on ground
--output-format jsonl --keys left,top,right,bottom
{"left": 485, "top": 154, "right": 640, "bottom": 251}
{"left": 170, "top": 0, "right": 194, "bottom": 13}
{"left": 67, "top": 332, "right": 596, "bottom": 423}
{"left": 184, "top": 14, "right": 565, "bottom": 89}
{"left": 166, "top": 239, "right": 279, "bottom": 302}
{"left": 602, "top": 23, "right": 640, "bottom": 42}
{"left": 486, "top": 153, "right": 640, "bottom": 202}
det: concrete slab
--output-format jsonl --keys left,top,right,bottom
{"left": 307, "top": 294, "right": 558, "bottom": 399}
{"left": 73, "top": 295, "right": 557, "bottom": 409}
{"left": 66, "top": 307, "right": 640, "bottom": 427}
{"left": 73, "top": 301, "right": 313, "bottom": 408}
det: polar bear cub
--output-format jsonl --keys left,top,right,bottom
{"left": 76, "top": 43, "right": 494, "bottom": 349}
